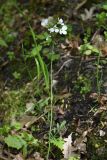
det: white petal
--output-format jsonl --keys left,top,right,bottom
{"left": 41, "top": 18, "right": 48, "bottom": 27}
{"left": 62, "top": 30, "right": 67, "bottom": 35}
{"left": 59, "top": 29, "right": 63, "bottom": 34}
{"left": 99, "top": 130, "right": 105, "bottom": 137}
{"left": 59, "top": 18, "right": 63, "bottom": 24}
{"left": 48, "top": 28, "right": 55, "bottom": 33}
{"left": 54, "top": 28, "right": 59, "bottom": 33}
{"left": 61, "top": 22, "right": 64, "bottom": 26}
{"left": 62, "top": 25, "right": 67, "bottom": 30}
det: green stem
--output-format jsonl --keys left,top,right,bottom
{"left": 47, "top": 59, "right": 53, "bottom": 160}
{"left": 96, "top": 52, "right": 101, "bottom": 96}
{"left": 22, "top": 44, "right": 33, "bottom": 80}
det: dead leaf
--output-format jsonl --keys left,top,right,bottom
{"left": 62, "top": 133, "right": 78, "bottom": 159}
{"left": 74, "top": 136, "right": 87, "bottom": 153}
{"left": 26, "top": 102, "right": 35, "bottom": 112}
{"left": 13, "top": 154, "right": 24, "bottom": 160}
{"left": 81, "top": 7, "right": 96, "bottom": 21}
{"left": 33, "top": 152, "right": 44, "bottom": 160}
{"left": 61, "top": 38, "right": 80, "bottom": 56}
{"left": 62, "top": 134, "right": 72, "bottom": 159}
{"left": 19, "top": 115, "right": 36, "bottom": 127}
{"left": 91, "top": 33, "right": 107, "bottom": 56}
{"left": 101, "top": 44, "right": 107, "bottom": 56}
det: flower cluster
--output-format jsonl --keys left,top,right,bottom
{"left": 41, "top": 17, "right": 67, "bottom": 35}
{"left": 48, "top": 18, "right": 67, "bottom": 35}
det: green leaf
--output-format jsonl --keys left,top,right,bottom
{"left": 84, "top": 50, "right": 92, "bottom": 55}
{"left": 0, "top": 38, "right": 8, "bottom": 47}
{"left": 68, "top": 156, "right": 80, "bottom": 160}
{"left": 13, "top": 71, "right": 21, "bottom": 80}
{"left": 11, "top": 122, "right": 22, "bottom": 131}
{"left": 4, "top": 135, "right": 26, "bottom": 150}
{"left": 31, "top": 45, "right": 42, "bottom": 57}
{"left": 102, "top": 3, "right": 107, "bottom": 10}
{"left": 50, "top": 137, "right": 64, "bottom": 150}
{"left": 47, "top": 52, "right": 60, "bottom": 61}
{"left": 35, "top": 58, "right": 41, "bottom": 80}
{"left": 37, "top": 97, "right": 49, "bottom": 108}
{"left": 7, "top": 51, "right": 15, "bottom": 61}
{"left": 0, "top": 125, "right": 11, "bottom": 135}
{"left": 38, "top": 54, "right": 49, "bottom": 89}
{"left": 80, "top": 43, "right": 100, "bottom": 55}
{"left": 37, "top": 32, "right": 48, "bottom": 40}
{"left": 21, "top": 132, "right": 38, "bottom": 146}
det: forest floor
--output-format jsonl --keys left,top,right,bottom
{"left": 0, "top": 0, "right": 107, "bottom": 160}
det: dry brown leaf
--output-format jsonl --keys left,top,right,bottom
{"left": 62, "top": 133, "right": 77, "bottom": 159}
{"left": 74, "top": 136, "right": 87, "bottom": 153}
{"left": 26, "top": 152, "right": 44, "bottom": 160}
{"left": 92, "top": 33, "right": 107, "bottom": 56}
{"left": 63, "top": 134, "right": 72, "bottom": 159}
{"left": 33, "top": 152, "right": 44, "bottom": 160}
{"left": 19, "top": 115, "right": 36, "bottom": 127}
{"left": 58, "top": 108, "right": 65, "bottom": 115}
{"left": 13, "top": 154, "right": 24, "bottom": 160}
{"left": 60, "top": 38, "right": 80, "bottom": 56}
{"left": 81, "top": 7, "right": 96, "bottom": 21}
{"left": 101, "top": 45, "right": 107, "bottom": 56}
{"left": 61, "top": 43, "right": 66, "bottom": 49}
{"left": 90, "top": 93, "right": 107, "bottom": 106}
{"left": 25, "top": 102, "right": 35, "bottom": 112}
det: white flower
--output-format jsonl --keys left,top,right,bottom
{"left": 61, "top": 22, "right": 64, "bottom": 26}
{"left": 62, "top": 25, "right": 67, "bottom": 30}
{"left": 48, "top": 25, "right": 59, "bottom": 33}
{"left": 63, "top": 30, "right": 67, "bottom": 35}
{"left": 58, "top": 18, "right": 64, "bottom": 26}
{"left": 54, "top": 28, "right": 59, "bottom": 33}
{"left": 54, "top": 25, "right": 57, "bottom": 28}
{"left": 60, "top": 29, "right": 67, "bottom": 35}
{"left": 99, "top": 130, "right": 105, "bottom": 137}
{"left": 41, "top": 18, "right": 49, "bottom": 27}
{"left": 59, "top": 29, "right": 63, "bottom": 34}
{"left": 41, "top": 16, "right": 53, "bottom": 27}
{"left": 47, "top": 18, "right": 67, "bottom": 35}
{"left": 59, "top": 25, "right": 67, "bottom": 35}
{"left": 48, "top": 28, "right": 55, "bottom": 33}
{"left": 58, "top": 18, "right": 63, "bottom": 24}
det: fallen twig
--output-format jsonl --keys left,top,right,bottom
{"left": 74, "top": 0, "right": 87, "bottom": 13}
{"left": 54, "top": 59, "right": 73, "bottom": 76}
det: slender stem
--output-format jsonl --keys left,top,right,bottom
{"left": 22, "top": 44, "right": 33, "bottom": 80}
{"left": 47, "top": 59, "right": 53, "bottom": 160}
{"left": 96, "top": 52, "right": 101, "bottom": 96}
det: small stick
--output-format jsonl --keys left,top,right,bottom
{"left": 54, "top": 59, "right": 72, "bottom": 76}
{"left": 74, "top": 0, "right": 87, "bottom": 12}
